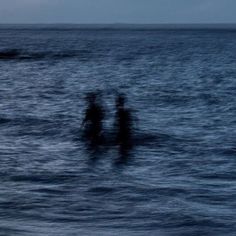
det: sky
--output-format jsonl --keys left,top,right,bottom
{"left": 0, "top": 0, "right": 236, "bottom": 24}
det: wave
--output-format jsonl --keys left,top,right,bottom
{"left": 0, "top": 49, "right": 92, "bottom": 60}
{"left": 0, "top": 117, "right": 11, "bottom": 124}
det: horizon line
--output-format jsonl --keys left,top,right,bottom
{"left": 1, "top": 23, "right": 236, "bottom": 25}
{"left": 1, "top": 23, "right": 236, "bottom": 29}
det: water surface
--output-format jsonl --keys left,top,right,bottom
{"left": 0, "top": 26, "right": 236, "bottom": 235}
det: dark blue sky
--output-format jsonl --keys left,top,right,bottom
{"left": 0, "top": 0, "right": 236, "bottom": 24}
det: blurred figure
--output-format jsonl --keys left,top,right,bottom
{"left": 82, "top": 92, "right": 104, "bottom": 145}
{"left": 115, "top": 94, "right": 133, "bottom": 149}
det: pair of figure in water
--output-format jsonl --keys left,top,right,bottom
{"left": 82, "top": 93, "right": 132, "bottom": 147}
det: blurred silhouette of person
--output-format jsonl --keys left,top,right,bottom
{"left": 82, "top": 92, "right": 104, "bottom": 145}
{"left": 115, "top": 94, "right": 133, "bottom": 151}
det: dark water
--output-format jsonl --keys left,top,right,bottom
{"left": 0, "top": 26, "right": 236, "bottom": 236}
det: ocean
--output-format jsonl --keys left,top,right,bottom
{"left": 0, "top": 25, "right": 236, "bottom": 236}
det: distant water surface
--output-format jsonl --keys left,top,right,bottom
{"left": 0, "top": 26, "right": 236, "bottom": 236}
